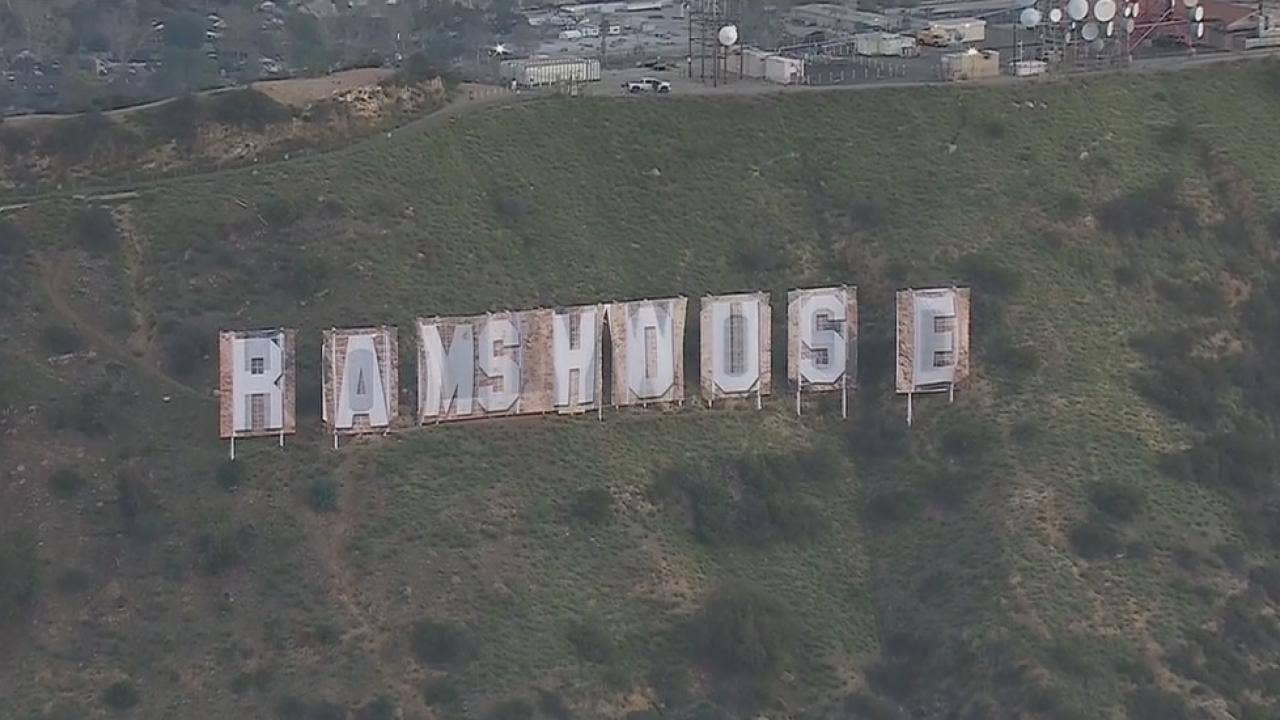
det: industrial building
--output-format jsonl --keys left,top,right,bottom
{"left": 940, "top": 48, "right": 999, "bottom": 80}
{"left": 500, "top": 57, "right": 602, "bottom": 87}
{"left": 853, "top": 32, "right": 919, "bottom": 56}
{"left": 726, "top": 47, "right": 807, "bottom": 84}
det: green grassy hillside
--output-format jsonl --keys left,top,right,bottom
{"left": 3, "top": 62, "right": 1280, "bottom": 720}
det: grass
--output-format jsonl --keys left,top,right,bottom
{"left": 2, "top": 62, "right": 1280, "bottom": 718}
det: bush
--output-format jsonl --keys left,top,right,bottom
{"left": 1097, "top": 179, "right": 1198, "bottom": 238}
{"left": 355, "top": 697, "right": 397, "bottom": 720}
{"left": 0, "top": 532, "right": 39, "bottom": 622}
{"left": 1068, "top": 517, "right": 1121, "bottom": 560}
{"left": 939, "top": 422, "right": 999, "bottom": 459}
{"left": 693, "top": 582, "right": 793, "bottom": 677}
{"left": 954, "top": 251, "right": 1022, "bottom": 297}
{"left": 735, "top": 240, "right": 789, "bottom": 276}
{"left": 1087, "top": 481, "right": 1144, "bottom": 521}
{"left": 487, "top": 698, "right": 534, "bottom": 720}
{"left": 287, "top": 254, "right": 330, "bottom": 299}
{"left": 41, "top": 324, "right": 83, "bottom": 355}
{"left": 308, "top": 478, "right": 339, "bottom": 513}
{"left": 493, "top": 191, "right": 531, "bottom": 227}
{"left": 1125, "top": 686, "right": 1191, "bottom": 720}
{"left": 848, "top": 406, "right": 909, "bottom": 460}
{"left": 421, "top": 676, "right": 461, "bottom": 706}
{"left": 193, "top": 522, "right": 252, "bottom": 575}
{"left": 216, "top": 461, "right": 245, "bottom": 491}
{"left": 159, "top": 319, "right": 211, "bottom": 377}
{"left": 54, "top": 384, "right": 114, "bottom": 436}
{"left": 118, "top": 475, "right": 164, "bottom": 541}
{"left": 410, "top": 618, "right": 472, "bottom": 666}
{"left": 0, "top": 217, "right": 24, "bottom": 256}
{"left": 863, "top": 488, "right": 922, "bottom": 525}
{"left": 535, "top": 688, "right": 573, "bottom": 720}
{"left": 101, "top": 680, "right": 140, "bottom": 711}
{"left": 570, "top": 487, "right": 613, "bottom": 524}
{"left": 74, "top": 206, "right": 121, "bottom": 253}
{"left": 206, "top": 89, "right": 291, "bottom": 131}
{"left": 566, "top": 617, "right": 615, "bottom": 663}
{"left": 49, "top": 467, "right": 85, "bottom": 498}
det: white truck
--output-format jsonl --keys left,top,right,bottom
{"left": 622, "top": 76, "right": 671, "bottom": 93}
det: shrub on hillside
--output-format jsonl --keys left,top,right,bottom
{"left": 0, "top": 532, "right": 39, "bottom": 622}
{"left": 487, "top": 698, "right": 534, "bottom": 720}
{"left": 954, "top": 251, "right": 1022, "bottom": 297}
{"left": 410, "top": 618, "right": 473, "bottom": 666}
{"left": 939, "top": 421, "right": 999, "bottom": 459}
{"left": 49, "top": 467, "right": 85, "bottom": 499}
{"left": 74, "top": 206, "right": 122, "bottom": 253}
{"left": 216, "top": 461, "right": 245, "bottom": 491}
{"left": 206, "top": 89, "right": 292, "bottom": 131}
{"left": 421, "top": 676, "right": 461, "bottom": 706}
{"left": 566, "top": 617, "right": 615, "bottom": 663}
{"left": 863, "top": 488, "right": 922, "bottom": 525}
{"left": 159, "top": 318, "right": 212, "bottom": 377}
{"left": 535, "top": 688, "right": 572, "bottom": 720}
{"left": 118, "top": 475, "right": 164, "bottom": 542}
{"left": 654, "top": 454, "right": 826, "bottom": 546}
{"left": 101, "top": 680, "right": 140, "bottom": 711}
{"left": 848, "top": 405, "right": 910, "bottom": 460}
{"left": 569, "top": 486, "right": 612, "bottom": 524}
{"left": 1068, "top": 516, "right": 1121, "bottom": 560}
{"left": 287, "top": 254, "right": 330, "bottom": 299}
{"left": 1162, "top": 420, "right": 1277, "bottom": 495}
{"left": 1087, "top": 481, "right": 1144, "bottom": 521}
{"left": 41, "top": 323, "right": 83, "bottom": 355}
{"left": 355, "top": 697, "right": 397, "bottom": 720}
{"left": 692, "top": 582, "right": 793, "bottom": 677}
{"left": 308, "top": 478, "right": 339, "bottom": 513}
{"left": 735, "top": 240, "right": 790, "bottom": 276}
{"left": 1097, "top": 179, "right": 1197, "bottom": 238}
{"left": 0, "top": 217, "right": 24, "bottom": 256}
{"left": 1125, "top": 686, "right": 1191, "bottom": 720}
{"left": 193, "top": 522, "right": 252, "bottom": 575}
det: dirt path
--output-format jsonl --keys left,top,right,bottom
{"left": 38, "top": 255, "right": 207, "bottom": 401}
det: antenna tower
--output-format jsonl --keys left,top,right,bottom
{"left": 688, "top": 0, "right": 741, "bottom": 86}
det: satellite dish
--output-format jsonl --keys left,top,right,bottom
{"left": 1132, "top": 2, "right": 1141, "bottom": 15}
{"left": 1193, "top": 4, "right": 1204, "bottom": 20}
{"left": 1195, "top": 20, "right": 1205, "bottom": 36}
{"left": 1081, "top": 20, "right": 1101, "bottom": 38}
{"left": 1067, "top": 0, "right": 1089, "bottom": 21}
{"left": 1181, "top": 0, "right": 1198, "bottom": 7}
{"left": 1122, "top": 4, "right": 1131, "bottom": 16}
{"left": 1106, "top": 20, "right": 1115, "bottom": 34}
{"left": 1021, "top": 7, "right": 1043, "bottom": 27}
{"left": 1050, "top": 7, "right": 1064, "bottom": 21}
{"left": 717, "top": 24, "right": 738, "bottom": 46}
{"left": 1095, "top": 0, "right": 1117, "bottom": 21}
{"left": 1089, "top": 38, "right": 1106, "bottom": 51}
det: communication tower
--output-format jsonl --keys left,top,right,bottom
{"left": 687, "top": 0, "right": 742, "bottom": 85}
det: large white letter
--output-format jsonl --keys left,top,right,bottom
{"left": 626, "top": 303, "right": 675, "bottom": 399}
{"left": 553, "top": 309, "right": 598, "bottom": 407}
{"left": 710, "top": 299, "right": 760, "bottom": 394}
{"left": 419, "top": 322, "right": 475, "bottom": 419}
{"left": 800, "top": 293, "right": 847, "bottom": 385}
{"left": 336, "top": 334, "right": 390, "bottom": 429}
{"left": 913, "top": 292, "right": 957, "bottom": 387}
{"left": 477, "top": 317, "right": 520, "bottom": 413}
{"left": 232, "top": 334, "right": 284, "bottom": 432}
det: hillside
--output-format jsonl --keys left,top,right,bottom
{"left": 2, "top": 63, "right": 1280, "bottom": 720}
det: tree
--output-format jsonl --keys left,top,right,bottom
{"left": 164, "top": 12, "right": 206, "bottom": 50}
